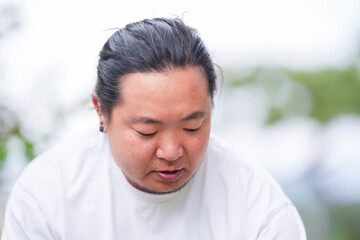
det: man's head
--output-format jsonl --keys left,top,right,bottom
{"left": 92, "top": 17, "right": 216, "bottom": 194}
{"left": 94, "top": 17, "right": 217, "bottom": 121}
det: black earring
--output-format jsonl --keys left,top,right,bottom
{"left": 99, "top": 122, "right": 104, "bottom": 132}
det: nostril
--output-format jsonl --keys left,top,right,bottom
{"left": 165, "top": 152, "right": 182, "bottom": 161}
{"left": 156, "top": 146, "right": 183, "bottom": 161}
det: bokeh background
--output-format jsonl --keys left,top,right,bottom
{"left": 1, "top": 0, "right": 360, "bottom": 238}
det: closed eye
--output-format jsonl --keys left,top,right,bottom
{"left": 184, "top": 127, "right": 201, "bottom": 132}
{"left": 135, "top": 130, "right": 157, "bottom": 137}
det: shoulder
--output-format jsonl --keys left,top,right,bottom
{"left": 207, "top": 135, "right": 282, "bottom": 190}
{"left": 14, "top": 128, "right": 107, "bottom": 194}
{"left": 205, "top": 135, "right": 306, "bottom": 238}
{"left": 206, "top": 136, "right": 294, "bottom": 216}
{"left": 2, "top": 129, "right": 112, "bottom": 238}
{"left": 4, "top": 129, "right": 109, "bottom": 233}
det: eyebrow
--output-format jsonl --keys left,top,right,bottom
{"left": 129, "top": 109, "right": 207, "bottom": 124}
{"left": 181, "top": 109, "right": 207, "bottom": 121}
{"left": 129, "top": 117, "right": 162, "bottom": 124}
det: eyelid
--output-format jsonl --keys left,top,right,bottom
{"left": 183, "top": 118, "right": 204, "bottom": 132}
{"left": 184, "top": 126, "right": 201, "bottom": 132}
{"left": 134, "top": 129, "right": 157, "bottom": 137}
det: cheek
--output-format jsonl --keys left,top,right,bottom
{"left": 121, "top": 135, "right": 139, "bottom": 158}
{"left": 108, "top": 131, "right": 138, "bottom": 165}
{"left": 186, "top": 127, "right": 210, "bottom": 161}
{"left": 113, "top": 133, "right": 155, "bottom": 171}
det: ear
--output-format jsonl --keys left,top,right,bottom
{"left": 91, "top": 94, "right": 108, "bottom": 133}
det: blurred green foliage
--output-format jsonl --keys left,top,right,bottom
{"left": 0, "top": 107, "right": 36, "bottom": 169}
{"left": 0, "top": 3, "right": 35, "bottom": 169}
{"left": 298, "top": 203, "right": 360, "bottom": 240}
{"left": 0, "top": 145, "right": 6, "bottom": 169}
{"left": 225, "top": 64, "right": 360, "bottom": 124}
{"left": 328, "top": 204, "right": 360, "bottom": 240}
{"left": 288, "top": 66, "right": 360, "bottom": 123}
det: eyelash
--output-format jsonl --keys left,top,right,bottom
{"left": 184, "top": 127, "right": 201, "bottom": 132}
{"left": 137, "top": 131, "right": 157, "bottom": 137}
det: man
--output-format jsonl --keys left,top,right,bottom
{"left": 2, "top": 17, "right": 306, "bottom": 239}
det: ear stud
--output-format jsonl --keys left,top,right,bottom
{"left": 100, "top": 121, "right": 104, "bottom": 132}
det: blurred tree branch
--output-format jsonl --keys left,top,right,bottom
{"left": 0, "top": 3, "right": 35, "bottom": 169}
{"left": 0, "top": 4, "right": 20, "bottom": 39}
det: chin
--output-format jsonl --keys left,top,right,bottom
{"left": 134, "top": 179, "right": 191, "bottom": 195}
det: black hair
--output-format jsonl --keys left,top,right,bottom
{"left": 95, "top": 17, "right": 217, "bottom": 119}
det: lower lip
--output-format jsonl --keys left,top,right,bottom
{"left": 154, "top": 169, "right": 183, "bottom": 182}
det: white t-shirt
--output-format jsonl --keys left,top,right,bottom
{"left": 1, "top": 130, "right": 306, "bottom": 239}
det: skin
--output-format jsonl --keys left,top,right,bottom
{"left": 93, "top": 66, "right": 212, "bottom": 194}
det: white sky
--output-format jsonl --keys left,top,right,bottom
{"left": 3, "top": 0, "right": 360, "bottom": 69}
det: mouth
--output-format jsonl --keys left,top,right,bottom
{"left": 154, "top": 169, "right": 183, "bottom": 182}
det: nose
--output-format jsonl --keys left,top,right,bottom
{"left": 155, "top": 135, "right": 183, "bottom": 161}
